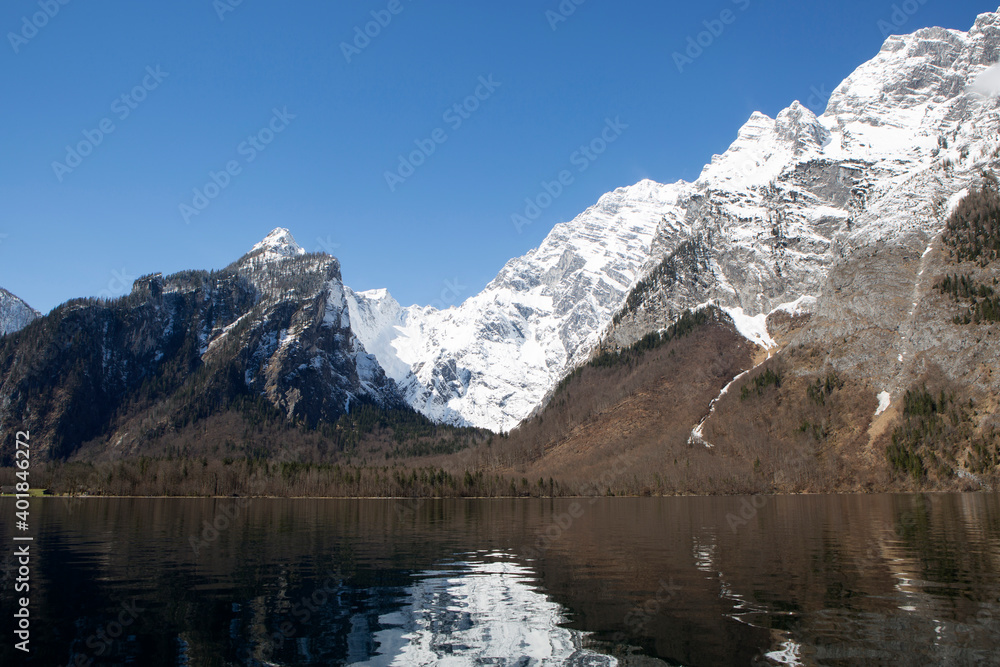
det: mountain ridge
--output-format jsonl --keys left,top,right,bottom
{"left": 3, "top": 10, "right": 999, "bottom": 480}
{"left": 0, "top": 229, "right": 407, "bottom": 462}
{"left": 347, "top": 8, "right": 1000, "bottom": 432}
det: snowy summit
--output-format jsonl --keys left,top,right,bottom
{"left": 249, "top": 228, "right": 306, "bottom": 263}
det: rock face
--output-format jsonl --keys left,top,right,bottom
{"left": 728, "top": 12, "right": 1000, "bottom": 414}
{"left": 609, "top": 13, "right": 1000, "bottom": 347}
{"left": 348, "top": 180, "right": 684, "bottom": 431}
{"left": 0, "top": 229, "right": 403, "bottom": 461}
{"left": 349, "top": 9, "right": 1000, "bottom": 432}
{"left": 0, "top": 288, "right": 39, "bottom": 336}
{"left": 217, "top": 229, "right": 403, "bottom": 422}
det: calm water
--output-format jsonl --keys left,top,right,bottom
{"left": 2, "top": 494, "right": 1000, "bottom": 666}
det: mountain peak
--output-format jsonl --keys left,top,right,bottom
{"left": 976, "top": 8, "right": 1000, "bottom": 27}
{"left": 775, "top": 101, "right": 830, "bottom": 150}
{"left": 0, "top": 287, "right": 41, "bottom": 336}
{"left": 250, "top": 228, "right": 306, "bottom": 262}
{"left": 357, "top": 288, "right": 393, "bottom": 302}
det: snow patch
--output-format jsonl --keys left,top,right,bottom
{"left": 945, "top": 188, "right": 969, "bottom": 216}
{"left": 0, "top": 288, "right": 40, "bottom": 335}
{"left": 204, "top": 312, "right": 252, "bottom": 356}
{"left": 875, "top": 391, "right": 891, "bottom": 416}
{"left": 345, "top": 287, "right": 414, "bottom": 382}
{"left": 722, "top": 306, "right": 776, "bottom": 349}
{"left": 970, "top": 62, "right": 1000, "bottom": 97}
{"left": 957, "top": 468, "right": 993, "bottom": 491}
{"left": 689, "top": 370, "right": 749, "bottom": 448}
{"left": 323, "top": 279, "right": 347, "bottom": 329}
{"left": 770, "top": 295, "right": 818, "bottom": 317}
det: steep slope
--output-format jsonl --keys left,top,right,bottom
{"left": 6, "top": 12, "right": 1000, "bottom": 491}
{"left": 480, "top": 308, "right": 759, "bottom": 493}
{"left": 0, "top": 287, "right": 40, "bottom": 336}
{"left": 211, "top": 229, "right": 403, "bottom": 421}
{"left": 344, "top": 287, "right": 413, "bottom": 382}
{"left": 469, "top": 300, "right": 906, "bottom": 494}
{"left": 659, "top": 12, "right": 1000, "bottom": 491}
{"left": 0, "top": 229, "right": 404, "bottom": 462}
{"left": 608, "top": 15, "right": 1000, "bottom": 346}
{"left": 351, "top": 9, "right": 1000, "bottom": 433}
{"left": 348, "top": 180, "right": 686, "bottom": 431}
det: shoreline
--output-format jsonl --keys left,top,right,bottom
{"left": 1, "top": 489, "right": 994, "bottom": 500}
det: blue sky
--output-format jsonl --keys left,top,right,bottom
{"left": 1, "top": 0, "right": 994, "bottom": 313}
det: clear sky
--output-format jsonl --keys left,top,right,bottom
{"left": 1, "top": 0, "right": 995, "bottom": 313}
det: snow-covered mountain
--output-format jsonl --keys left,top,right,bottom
{"left": 348, "top": 180, "right": 684, "bottom": 430}
{"left": 0, "top": 228, "right": 404, "bottom": 460}
{"left": 11, "top": 11, "right": 998, "bottom": 443}
{"left": 610, "top": 11, "right": 1000, "bottom": 346}
{"left": 348, "top": 8, "right": 1000, "bottom": 432}
{"left": 0, "top": 287, "right": 40, "bottom": 336}
{"left": 206, "top": 228, "right": 404, "bottom": 420}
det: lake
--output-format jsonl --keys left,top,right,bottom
{"left": 2, "top": 493, "right": 1000, "bottom": 666}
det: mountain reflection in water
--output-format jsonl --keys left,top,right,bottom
{"left": 2, "top": 494, "right": 999, "bottom": 665}
{"left": 350, "top": 554, "right": 615, "bottom": 666}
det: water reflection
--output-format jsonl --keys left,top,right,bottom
{"left": 352, "top": 553, "right": 615, "bottom": 666}
{"left": 1, "top": 494, "right": 999, "bottom": 665}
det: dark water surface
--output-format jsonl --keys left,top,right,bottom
{"left": 2, "top": 493, "right": 1000, "bottom": 666}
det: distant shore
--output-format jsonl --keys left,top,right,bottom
{"left": 1, "top": 489, "right": 991, "bottom": 500}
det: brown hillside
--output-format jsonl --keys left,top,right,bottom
{"left": 480, "top": 309, "right": 759, "bottom": 495}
